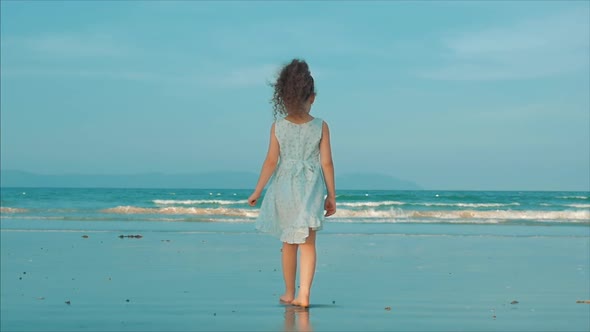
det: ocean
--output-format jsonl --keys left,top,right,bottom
{"left": 1, "top": 188, "right": 588, "bottom": 226}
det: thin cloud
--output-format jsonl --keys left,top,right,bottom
{"left": 3, "top": 32, "right": 136, "bottom": 59}
{"left": 419, "top": 8, "right": 590, "bottom": 81}
{"left": 1, "top": 68, "right": 157, "bottom": 81}
{"left": 1, "top": 32, "right": 152, "bottom": 81}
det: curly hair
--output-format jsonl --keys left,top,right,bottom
{"left": 269, "top": 59, "right": 316, "bottom": 118}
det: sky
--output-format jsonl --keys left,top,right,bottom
{"left": 1, "top": 1, "right": 589, "bottom": 191}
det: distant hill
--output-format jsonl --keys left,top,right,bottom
{"left": 336, "top": 173, "right": 421, "bottom": 190}
{"left": 0, "top": 170, "right": 421, "bottom": 190}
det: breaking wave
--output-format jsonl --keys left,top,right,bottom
{"left": 338, "top": 201, "right": 405, "bottom": 207}
{"left": 558, "top": 196, "right": 588, "bottom": 200}
{"left": 337, "top": 202, "right": 520, "bottom": 208}
{"left": 412, "top": 202, "right": 520, "bottom": 208}
{"left": 404, "top": 209, "right": 589, "bottom": 221}
{"left": 0, "top": 207, "right": 28, "bottom": 213}
{"left": 99, "top": 205, "right": 589, "bottom": 222}
{"left": 102, "top": 206, "right": 258, "bottom": 218}
{"left": 153, "top": 199, "right": 248, "bottom": 205}
{"left": 566, "top": 204, "right": 590, "bottom": 209}
{"left": 332, "top": 209, "right": 588, "bottom": 221}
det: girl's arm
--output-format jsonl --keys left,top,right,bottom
{"left": 248, "top": 123, "right": 280, "bottom": 206}
{"left": 320, "top": 121, "right": 336, "bottom": 216}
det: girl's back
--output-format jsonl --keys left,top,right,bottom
{"left": 275, "top": 117, "right": 323, "bottom": 163}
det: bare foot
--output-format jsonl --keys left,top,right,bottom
{"left": 279, "top": 293, "right": 294, "bottom": 303}
{"left": 291, "top": 293, "right": 310, "bottom": 308}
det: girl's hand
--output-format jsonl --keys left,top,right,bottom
{"left": 248, "top": 193, "right": 260, "bottom": 206}
{"left": 324, "top": 195, "right": 336, "bottom": 217}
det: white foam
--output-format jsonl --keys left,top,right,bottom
{"left": 332, "top": 218, "right": 502, "bottom": 224}
{"left": 334, "top": 208, "right": 405, "bottom": 218}
{"left": 415, "top": 202, "right": 520, "bottom": 208}
{"left": 337, "top": 201, "right": 520, "bottom": 208}
{"left": 102, "top": 206, "right": 258, "bottom": 218}
{"left": 331, "top": 208, "right": 589, "bottom": 221}
{"left": 153, "top": 199, "right": 248, "bottom": 205}
{"left": 558, "top": 196, "right": 588, "bottom": 200}
{"left": 99, "top": 205, "right": 590, "bottom": 222}
{"left": 0, "top": 207, "right": 28, "bottom": 213}
{"left": 338, "top": 201, "right": 405, "bottom": 207}
{"left": 566, "top": 204, "right": 590, "bottom": 209}
{"left": 406, "top": 209, "right": 589, "bottom": 221}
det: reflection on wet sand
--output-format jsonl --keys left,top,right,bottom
{"left": 283, "top": 305, "right": 312, "bottom": 332}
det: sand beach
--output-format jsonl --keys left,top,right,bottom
{"left": 1, "top": 219, "right": 589, "bottom": 331}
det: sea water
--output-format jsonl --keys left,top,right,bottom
{"left": 1, "top": 188, "right": 588, "bottom": 227}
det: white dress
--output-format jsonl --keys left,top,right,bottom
{"left": 256, "top": 117, "right": 326, "bottom": 244}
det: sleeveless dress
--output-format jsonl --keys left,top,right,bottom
{"left": 256, "top": 117, "right": 326, "bottom": 244}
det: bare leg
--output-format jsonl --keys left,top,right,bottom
{"left": 292, "top": 229, "right": 316, "bottom": 307}
{"left": 280, "top": 242, "right": 298, "bottom": 303}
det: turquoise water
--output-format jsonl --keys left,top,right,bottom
{"left": 1, "top": 188, "right": 588, "bottom": 226}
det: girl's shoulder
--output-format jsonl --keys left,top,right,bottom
{"left": 315, "top": 117, "right": 328, "bottom": 128}
{"left": 315, "top": 117, "right": 327, "bottom": 130}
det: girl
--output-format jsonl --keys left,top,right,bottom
{"left": 248, "top": 59, "right": 336, "bottom": 308}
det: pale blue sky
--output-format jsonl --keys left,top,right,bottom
{"left": 1, "top": 1, "right": 589, "bottom": 191}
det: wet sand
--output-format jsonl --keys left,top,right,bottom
{"left": 1, "top": 220, "right": 589, "bottom": 331}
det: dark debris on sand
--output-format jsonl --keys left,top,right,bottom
{"left": 118, "top": 235, "right": 143, "bottom": 239}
